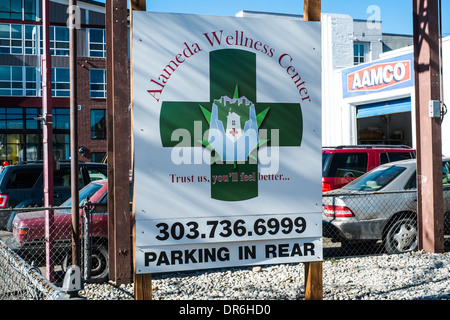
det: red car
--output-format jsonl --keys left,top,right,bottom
{"left": 322, "top": 145, "right": 416, "bottom": 192}
{"left": 7, "top": 179, "right": 131, "bottom": 281}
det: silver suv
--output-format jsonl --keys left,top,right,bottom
{"left": 323, "top": 157, "right": 450, "bottom": 253}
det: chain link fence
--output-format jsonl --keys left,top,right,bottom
{"left": 1, "top": 188, "right": 449, "bottom": 299}
{"left": 0, "top": 238, "right": 68, "bottom": 300}
{"left": 0, "top": 203, "right": 109, "bottom": 299}
{"left": 322, "top": 189, "right": 450, "bottom": 257}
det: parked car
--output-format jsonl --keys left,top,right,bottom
{"left": 0, "top": 160, "right": 107, "bottom": 230}
{"left": 322, "top": 145, "right": 416, "bottom": 192}
{"left": 6, "top": 179, "right": 131, "bottom": 281}
{"left": 322, "top": 157, "right": 450, "bottom": 253}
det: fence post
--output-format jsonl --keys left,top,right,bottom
{"left": 303, "top": 0, "right": 323, "bottom": 301}
{"left": 106, "top": 0, "right": 132, "bottom": 285}
{"left": 83, "top": 204, "right": 91, "bottom": 280}
{"left": 129, "top": 0, "right": 151, "bottom": 300}
{"left": 412, "top": 0, "right": 444, "bottom": 253}
{"left": 41, "top": 0, "right": 55, "bottom": 283}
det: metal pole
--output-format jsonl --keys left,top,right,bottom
{"left": 69, "top": 0, "right": 81, "bottom": 270}
{"left": 412, "top": 0, "right": 444, "bottom": 253}
{"left": 41, "top": 0, "right": 54, "bottom": 282}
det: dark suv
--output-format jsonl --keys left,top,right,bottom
{"left": 322, "top": 145, "right": 416, "bottom": 192}
{"left": 0, "top": 161, "right": 107, "bottom": 230}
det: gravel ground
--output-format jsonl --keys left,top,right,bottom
{"left": 79, "top": 250, "right": 450, "bottom": 300}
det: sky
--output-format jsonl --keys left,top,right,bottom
{"left": 139, "top": 0, "right": 449, "bottom": 36}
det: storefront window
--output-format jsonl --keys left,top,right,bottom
{"left": 0, "top": 107, "right": 71, "bottom": 163}
{"left": 25, "top": 108, "right": 39, "bottom": 129}
{"left": 0, "top": 133, "right": 23, "bottom": 164}
{"left": 25, "top": 133, "right": 39, "bottom": 161}
{"left": 53, "top": 108, "right": 70, "bottom": 130}
{"left": 0, "top": 107, "right": 23, "bottom": 129}
{"left": 53, "top": 133, "right": 70, "bottom": 160}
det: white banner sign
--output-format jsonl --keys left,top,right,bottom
{"left": 132, "top": 12, "right": 322, "bottom": 273}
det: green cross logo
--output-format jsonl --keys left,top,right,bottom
{"left": 160, "top": 49, "right": 303, "bottom": 201}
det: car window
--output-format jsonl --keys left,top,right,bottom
{"left": 343, "top": 165, "right": 406, "bottom": 191}
{"left": 5, "top": 170, "right": 41, "bottom": 189}
{"left": 443, "top": 162, "right": 450, "bottom": 187}
{"left": 61, "top": 182, "right": 104, "bottom": 208}
{"left": 87, "top": 166, "right": 107, "bottom": 182}
{"left": 99, "top": 184, "right": 133, "bottom": 209}
{"left": 380, "top": 152, "right": 415, "bottom": 165}
{"left": 54, "top": 168, "right": 71, "bottom": 187}
{"left": 54, "top": 168, "right": 84, "bottom": 188}
{"left": 323, "top": 152, "right": 368, "bottom": 178}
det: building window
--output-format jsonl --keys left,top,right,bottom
{"left": 24, "top": 24, "right": 36, "bottom": 55}
{"left": 53, "top": 108, "right": 70, "bottom": 130}
{"left": 23, "top": 0, "right": 36, "bottom": 21}
{"left": 0, "top": 66, "right": 23, "bottom": 96}
{"left": 0, "top": 107, "right": 70, "bottom": 163}
{"left": 88, "top": 28, "right": 106, "bottom": 57}
{"left": 0, "top": 0, "right": 35, "bottom": 20}
{"left": 91, "top": 109, "right": 106, "bottom": 139}
{"left": 40, "top": 26, "right": 69, "bottom": 56}
{"left": 90, "top": 69, "right": 106, "bottom": 98}
{"left": 0, "top": 66, "right": 36, "bottom": 97}
{"left": 52, "top": 26, "right": 69, "bottom": 56}
{"left": 0, "top": 23, "right": 22, "bottom": 54}
{"left": 0, "top": 0, "right": 23, "bottom": 20}
{"left": 354, "top": 43, "right": 369, "bottom": 65}
{"left": 91, "top": 152, "right": 106, "bottom": 163}
{"left": 25, "top": 66, "right": 36, "bottom": 96}
{"left": 53, "top": 133, "right": 70, "bottom": 161}
{"left": 52, "top": 67, "right": 70, "bottom": 97}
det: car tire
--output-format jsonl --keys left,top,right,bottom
{"left": 62, "top": 244, "right": 109, "bottom": 281}
{"left": 384, "top": 217, "right": 418, "bottom": 254}
{"left": 90, "top": 244, "right": 109, "bottom": 281}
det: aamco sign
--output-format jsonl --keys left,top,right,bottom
{"left": 342, "top": 53, "right": 414, "bottom": 98}
{"left": 132, "top": 12, "right": 322, "bottom": 273}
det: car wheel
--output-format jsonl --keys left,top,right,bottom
{"left": 384, "top": 217, "right": 418, "bottom": 254}
{"left": 90, "top": 244, "right": 109, "bottom": 281}
{"left": 62, "top": 244, "right": 109, "bottom": 281}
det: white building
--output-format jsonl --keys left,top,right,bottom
{"left": 327, "top": 37, "right": 450, "bottom": 156}
{"left": 238, "top": 11, "right": 450, "bottom": 156}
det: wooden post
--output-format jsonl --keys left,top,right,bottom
{"left": 303, "top": 0, "right": 321, "bottom": 22}
{"left": 412, "top": 0, "right": 444, "bottom": 253}
{"left": 106, "top": 0, "right": 132, "bottom": 285}
{"left": 129, "top": 0, "right": 151, "bottom": 300}
{"left": 304, "top": 0, "right": 323, "bottom": 301}
{"left": 305, "top": 261, "right": 323, "bottom": 300}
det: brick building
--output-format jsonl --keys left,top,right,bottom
{"left": 0, "top": 0, "right": 112, "bottom": 164}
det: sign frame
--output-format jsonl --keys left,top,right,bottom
{"left": 132, "top": 11, "right": 322, "bottom": 274}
